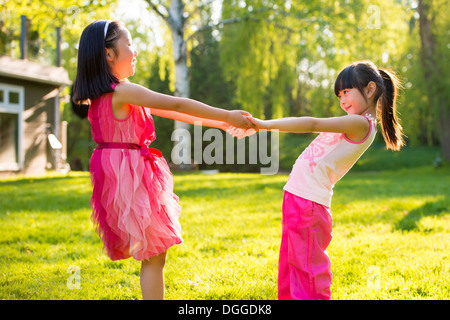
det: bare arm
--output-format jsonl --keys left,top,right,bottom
{"left": 113, "top": 82, "right": 253, "bottom": 129}
{"left": 248, "top": 115, "right": 371, "bottom": 141}
{"left": 150, "top": 108, "right": 230, "bottom": 130}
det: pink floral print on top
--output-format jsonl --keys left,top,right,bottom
{"left": 299, "top": 132, "right": 343, "bottom": 173}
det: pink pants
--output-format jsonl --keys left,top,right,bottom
{"left": 278, "top": 191, "right": 333, "bottom": 300}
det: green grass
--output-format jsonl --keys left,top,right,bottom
{"left": 0, "top": 153, "right": 449, "bottom": 300}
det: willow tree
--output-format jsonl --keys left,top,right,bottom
{"left": 219, "top": 0, "right": 327, "bottom": 119}
{"left": 219, "top": 0, "right": 411, "bottom": 121}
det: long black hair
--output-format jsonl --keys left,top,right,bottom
{"left": 334, "top": 60, "right": 405, "bottom": 151}
{"left": 72, "top": 20, "right": 124, "bottom": 116}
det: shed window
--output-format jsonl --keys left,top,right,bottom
{"left": 9, "top": 91, "right": 20, "bottom": 104}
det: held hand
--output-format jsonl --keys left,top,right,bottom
{"left": 226, "top": 115, "right": 270, "bottom": 138}
{"left": 227, "top": 110, "right": 255, "bottom": 130}
{"left": 246, "top": 115, "right": 268, "bottom": 131}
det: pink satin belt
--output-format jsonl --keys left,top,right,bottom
{"left": 96, "top": 142, "right": 162, "bottom": 161}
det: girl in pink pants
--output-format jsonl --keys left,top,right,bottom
{"left": 278, "top": 191, "right": 333, "bottom": 299}
{"left": 247, "top": 60, "right": 405, "bottom": 299}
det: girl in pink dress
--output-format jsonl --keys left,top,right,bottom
{"left": 72, "top": 20, "right": 254, "bottom": 300}
{"left": 246, "top": 60, "right": 405, "bottom": 299}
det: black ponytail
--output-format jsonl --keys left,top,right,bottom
{"left": 378, "top": 69, "right": 405, "bottom": 151}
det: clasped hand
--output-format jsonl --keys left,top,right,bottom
{"left": 226, "top": 113, "right": 266, "bottom": 139}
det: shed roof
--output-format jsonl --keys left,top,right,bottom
{"left": 0, "top": 55, "right": 71, "bottom": 86}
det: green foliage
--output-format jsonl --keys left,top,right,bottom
{"left": 219, "top": 1, "right": 307, "bottom": 118}
{"left": 219, "top": 0, "right": 412, "bottom": 120}
{"left": 190, "top": 30, "right": 234, "bottom": 110}
{"left": 1, "top": 1, "right": 115, "bottom": 70}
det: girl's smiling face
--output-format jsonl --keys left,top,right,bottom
{"left": 337, "top": 81, "right": 377, "bottom": 116}
{"left": 106, "top": 28, "right": 137, "bottom": 80}
{"left": 337, "top": 88, "right": 368, "bottom": 115}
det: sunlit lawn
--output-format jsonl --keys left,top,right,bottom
{"left": 0, "top": 161, "right": 448, "bottom": 299}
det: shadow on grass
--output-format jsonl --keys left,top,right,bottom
{"left": 395, "top": 199, "right": 449, "bottom": 231}
{"left": 0, "top": 174, "right": 75, "bottom": 186}
{"left": 174, "top": 173, "right": 286, "bottom": 199}
{"left": 0, "top": 174, "right": 92, "bottom": 215}
{"left": 336, "top": 167, "right": 450, "bottom": 201}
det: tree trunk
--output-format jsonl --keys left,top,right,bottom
{"left": 168, "top": 0, "right": 191, "bottom": 167}
{"left": 169, "top": 0, "right": 190, "bottom": 119}
{"left": 417, "top": 0, "right": 450, "bottom": 160}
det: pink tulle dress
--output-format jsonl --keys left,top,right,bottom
{"left": 88, "top": 83, "right": 182, "bottom": 261}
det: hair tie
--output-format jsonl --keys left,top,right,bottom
{"left": 104, "top": 20, "right": 110, "bottom": 39}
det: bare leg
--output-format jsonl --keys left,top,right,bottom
{"left": 140, "top": 251, "right": 167, "bottom": 300}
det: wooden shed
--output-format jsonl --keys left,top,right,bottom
{"left": 0, "top": 55, "right": 71, "bottom": 177}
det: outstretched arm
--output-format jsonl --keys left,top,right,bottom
{"left": 248, "top": 115, "right": 371, "bottom": 141}
{"left": 150, "top": 108, "right": 232, "bottom": 130}
{"left": 113, "top": 82, "right": 254, "bottom": 129}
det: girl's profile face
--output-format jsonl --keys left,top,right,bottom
{"left": 106, "top": 28, "right": 138, "bottom": 80}
{"left": 337, "top": 88, "right": 369, "bottom": 115}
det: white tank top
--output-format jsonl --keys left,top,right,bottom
{"left": 283, "top": 114, "right": 377, "bottom": 207}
